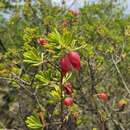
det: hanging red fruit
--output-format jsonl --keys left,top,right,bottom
{"left": 67, "top": 51, "right": 80, "bottom": 70}
{"left": 64, "top": 97, "right": 73, "bottom": 106}
{"left": 97, "top": 92, "right": 108, "bottom": 102}
{"left": 60, "top": 56, "right": 72, "bottom": 75}
{"left": 64, "top": 82, "right": 73, "bottom": 95}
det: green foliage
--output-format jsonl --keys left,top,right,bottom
{"left": 1, "top": 0, "right": 130, "bottom": 130}
{"left": 25, "top": 114, "right": 43, "bottom": 129}
{"left": 35, "top": 71, "right": 52, "bottom": 86}
{"left": 49, "top": 85, "right": 61, "bottom": 104}
{"left": 23, "top": 44, "right": 43, "bottom": 66}
{"left": 23, "top": 27, "right": 40, "bottom": 44}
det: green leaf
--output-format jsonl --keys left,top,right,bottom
{"left": 48, "top": 84, "right": 61, "bottom": 104}
{"left": 48, "top": 29, "right": 61, "bottom": 44}
{"left": 63, "top": 73, "right": 72, "bottom": 84}
{"left": 35, "top": 71, "right": 51, "bottom": 85}
{"left": 86, "top": 44, "right": 94, "bottom": 56}
{"left": 23, "top": 45, "right": 43, "bottom": 66}
{"left": 25, "top": 114, "right": 43, "bottom": 129}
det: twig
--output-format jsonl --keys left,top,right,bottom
{"left": 112, "top": 119, "right": 126, "bottom": 130}
{"left": 35, "top": 93, "right": 45, "bottom": 112}
{"left": 47, "top": 61, "right": 60, "bottom": 72}
{"left": 0, "top": 39, "right": 7, "bottom": 52}
{"left": 11, "top": 73, "right": 30, "bottom": 86}
{"left": 87, "top": 58, "right": 97, "bottom": 94}
{"left": 60, "top": 73, "right": 64, "bottom": 126}
{"left": 112, "top": 55, "right": 130, "bottom": 95}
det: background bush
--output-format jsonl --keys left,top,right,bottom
{"left": 0, "top": 0, "right": 130, "bottom": 130}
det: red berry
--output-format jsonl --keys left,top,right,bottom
{"left": 64, "top": 82, "right": 73, "bottom": 95}
{"left": 64, "top": 97, "right": 73, "bottom": 106}
{"left": 37, "top": 38, "right": 48, "bottom": 45}
{"left": 67, "top": 51, "right": 80, "bottom": 70}
{"left": 60, "top": 56, "right": 72, "bottom": 75}
{"left": 97, "top": 92, "right": 108, "bottom": 102}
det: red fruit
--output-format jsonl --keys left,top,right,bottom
{"left": 64, "top": 97, "right": 73, "bottom": 106}
{"left": 64, "top": 82, "right": 73, "bottom": 95}
{"left": 97, "top": 92, "right": 108, "bottom": 102}
{"left": 60, "top": 56, "right": 72, "bottom": 75}
{"left": 67, "top": 51, "right": 80, "bottom": 70}
{"left": 37, "top": 38, "right": 48, "bottom": 45}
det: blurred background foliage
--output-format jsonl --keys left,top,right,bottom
{"left": 0, "top": 0, "right": 130, "bottom": 130}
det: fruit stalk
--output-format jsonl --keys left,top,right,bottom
{"left": 60, "top": 73, "right": 64, "bottom": 126}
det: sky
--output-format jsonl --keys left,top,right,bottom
{"left": 1, "top": 0, "right": 130, "bottom": 19}
{"left": 52, "top": 0, "right": 130, "bottom": 14}
{"left": 127, "top": 0, "right": 130, "bottom": 14}
{"left": 5, "top": 0, "right": 130, "bottom": 13}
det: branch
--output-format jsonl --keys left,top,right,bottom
{"left": 60, "top": 73, "right": 64, "bottom": 127}
{"left": 0, "top": 39, "right": 7, "bottom": 52}
{"left": 11, "top": 73, "right": 30, "bottom": 86}
{"left": 87, "top": 58, "right": 97, "bottom": 94}
{"left": 112, "top": 55, "right": 130, "bottom": 95}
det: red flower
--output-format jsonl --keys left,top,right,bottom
{"left": 67, "top": 51, "right": 80, "bottom": 70}
{"left": 37, "top": 38, "right": 48, "bottom": 45}
{"left": 97, "top": 92, "right": 108, "bottom": 102}
{"left": 64, "top": 97, "right": 73, "bottom": 106}
{"left": 60, "top": 56, "right": 72, "bottom": 75}
{"left": 64, "top": 82, "right": 73, "bottom": 95}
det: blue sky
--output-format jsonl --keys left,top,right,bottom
{"left": 127, "top": 0, "right": 130, "bottom": 14}
{"left": 52, "top": 0, "right": 130, "bottom": 14}
{"left": 1, "top": 0, "right": 130, "bottom": 19}
{"left": 6, "top": 0, "right": 130, "bottom": 13}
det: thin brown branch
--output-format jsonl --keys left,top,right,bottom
{"left": 112, "top": 55, "right": 130, "bottom": 95}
